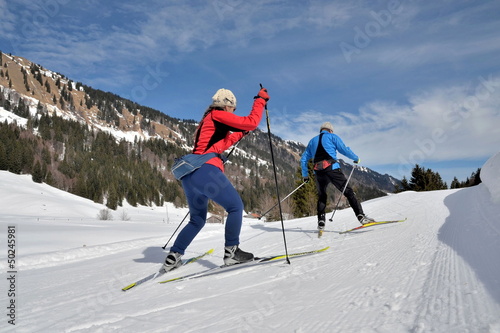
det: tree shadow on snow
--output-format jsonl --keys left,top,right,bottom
{"left": 441, "top": 184, "right": 500, "bottom": 305}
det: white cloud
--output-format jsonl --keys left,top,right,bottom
{"left": 272, "top": 75, "right": 500, "bottom": 169}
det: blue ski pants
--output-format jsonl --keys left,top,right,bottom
{"left": 171, "top": 164, "right": 244, "bottom": 255}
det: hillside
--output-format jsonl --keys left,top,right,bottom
{"left": 0, "top": 152, "right": 498, "bottom": 332}
{"left": 0, "top": 51, "right": 399, "bottom": 218}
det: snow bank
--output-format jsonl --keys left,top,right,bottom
{"left": 481, "top": 151, "right": 500, "bottom": 203}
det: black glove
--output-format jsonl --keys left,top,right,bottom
{"left": 303, "top": 177, "right": 310, "bottom": 183}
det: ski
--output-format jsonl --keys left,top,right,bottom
{"left": 338, "top": 219, "right": 407, "bottom": 234}
{"left": 158, "top": 246, "right": 330, "bottom": 284}
{"left": 121, "top": 248, "right": 214, "bottom": 291}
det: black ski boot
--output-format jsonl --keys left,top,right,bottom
{"left": 318, "top": 213, "right": 326, "bottom": 230}
{"left": 224, "top": 245, "right": 254, "bottom": 266}
{"left": 318, "top": 220, "right": 325, "bottom": 230}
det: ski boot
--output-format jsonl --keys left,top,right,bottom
{"left": 357, "top": 214, "right": 375, "bottom": 225}
{"left": 318, "top": 220, "right": 325, "bottom": 230}
{"left": 317, "top": 220, "right": 326, "bottom": 238}
{"left": 224, "top": 245, "right": 254, "bottom": 266}
{"left": 162, "top": 251, "right": 182, "bottom": 272}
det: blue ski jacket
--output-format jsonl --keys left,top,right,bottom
{"left": 300, "top": 130, "right": 359, "bottom": 178}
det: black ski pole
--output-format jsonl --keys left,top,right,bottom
{"left": 162, "top": 211, "right": 189, "bottom": 249}
{"left": 329, "top": 164, "right": 356, "bottom": 222}
{"left": 161, "top": 136, "right": 245, "bottom": 249}
{"left": 259, "top": 181, "right": 306, "bottom": 220}
{"left": 261, "top": 83, "right": 290, "bottom": 264}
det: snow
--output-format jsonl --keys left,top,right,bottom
{"left": 0, "top": 107, "right": 28, "bottom": 128}
{"left": 1, "top": 153, "right": 499, "bottom": 332}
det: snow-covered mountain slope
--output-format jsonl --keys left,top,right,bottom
{"left": 0, "top": 152, "right": 499, "bottom": 332}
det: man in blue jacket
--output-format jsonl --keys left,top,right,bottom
{"left": 300, "top": 122, "right": 374, "bottom": 230}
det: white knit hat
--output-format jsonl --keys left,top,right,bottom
{"left": 212, "top": 88, "right": 237, "bottom": 108}
{"left": 320, "top": 122, "right": 334, "bottom": 132}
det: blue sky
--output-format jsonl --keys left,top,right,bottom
{"left": 1, "top": 0, "right": 499, "bottom": 184}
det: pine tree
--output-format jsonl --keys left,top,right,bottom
{"left": 292, "top": 162, "right": 317, "bottom": 218}
{"left": 450, "top": 177, "right": 461, "bottom": 189}
{"left": 106, "top": 185, "right": 119, "bottom": 210}
{"left": 0, "top": 141, "right": 7, "bottom": 170}
{"left": 409, "top": 164, "right": 426, "bottom": 191}
{"left": 406, "top": 164, "right": 448, "bottom": 191}
{"left": 32, "top": 160, "right": 43, "bottom": 183}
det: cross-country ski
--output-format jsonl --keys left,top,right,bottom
{"left": 121, "top": 249, "right": 214, "bottom": 291}
{"left": 337, "top": 219, "right": 408, "bottom": 234}
{"left": 158, "top": 246, "right": 329, "bottom": 284}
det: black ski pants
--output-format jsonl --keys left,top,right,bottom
{"left": 315, "top": 168, "right": 364, "bottom": 221}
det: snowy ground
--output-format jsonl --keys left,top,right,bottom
{"left": 1, "top": 153, "right": 499, "bottom": 333}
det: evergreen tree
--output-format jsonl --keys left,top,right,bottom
{"left": 470, "top": 168, "right": 482, "bottom": 186}
{"left": 8, "top": 142, "right": 23, "bottom": 174}
{"left": 32, "top": 160, "right": 43, "bottom": 183}
{"left": 0, "top": 141, "right": 7, "bottom": 170}
{"left": 450, "top": 177, "right": 461, "bottom": 189}
{"left": 404, "top": 164, "right": 448, "bottom": 191}
{"left": 409, "top": 164, "right": 426, "bottom": 191}
{"left": 106, "top": 185, "right": 119, "bottom": 210}
{"left": 292, "top": 162, "right": 317, "bottom": 218}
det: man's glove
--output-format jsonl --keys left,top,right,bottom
{"left": 303, "top": 177, "right": 310, "bottom": 183}
{"left": 354, "top": 159, "right": 360, "bottom": 164}
{"left": 254, "top": 88, "right": 270, "bottom": 101}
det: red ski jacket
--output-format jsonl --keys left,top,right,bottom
{"left": 193, "top": 98, "right": 266, "bottom": 172}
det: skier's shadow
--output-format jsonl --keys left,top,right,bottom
{"left": 133, "top": 247, "right": 167, "bottom": 263}
{"left": 133, "top": 247, "right": 218, "bottom": 269}
{"left": 250, "top": 223, "right": 316, "bottom": 235}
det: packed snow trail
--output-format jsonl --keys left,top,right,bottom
{"left": 0, "top": 152, "right": 499, "bottom": 333}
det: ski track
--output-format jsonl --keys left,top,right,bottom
{"left": 284, "top": 192, "right": 444, "bottom": 332}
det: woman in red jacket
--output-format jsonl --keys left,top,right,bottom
{"left": 163, "top": 87, "right": 270, "bottom": 271}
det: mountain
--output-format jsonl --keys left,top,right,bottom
{"left": 0, "top": 51, "right": 400, "bottom": 217}
{"left": 0, "top": 152, "right": 499, "bottom": 331}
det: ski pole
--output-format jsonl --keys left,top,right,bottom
{"left": 328, "top": 164, "right": 356, "bottom": 222}
{"left": 261, "top": 83, "right": 290, "bottom": 264}
{"left": 259, "top": 181, "right": 307, "bottom": 219}
{"left": 162, "top": 211, "right": 189, "bottom": 249}
{"left": 161, "top": 138, "right": 245, "bottom": 249}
